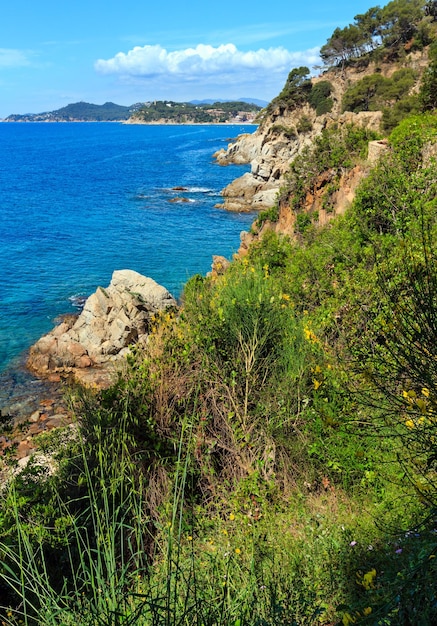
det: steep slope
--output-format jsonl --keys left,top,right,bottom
{"left": 215, "top": 47, "right": 430, "bottom": 217}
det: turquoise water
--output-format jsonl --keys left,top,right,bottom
{"left": 0, "top": 123, "right": 256, "bottom": 410}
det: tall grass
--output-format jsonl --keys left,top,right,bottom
{"left": 0, "top": 419, "right": 150, "bottom": 625}
{"left": 0, "top": 413, "right": 339, "bottom": 626}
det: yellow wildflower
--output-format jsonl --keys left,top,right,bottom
{"left": 422, "top": 387, "right": 430, "bottom": 397}
{"left": 405, "top": 419, "right": 415, "bottom": 429}
{"left": 235, "top": 548, "right": 241, "bottom": 554}
{"left": 313, "top": 379, "right": 322, "bottom": 390}
{"left": 229, "top": 513, "right": 235, "bottom": 521}
{"left": 416, "top": 398, "right": 427, "bottom": 413}
{"left": 360, "top": 568, "right": 377, "bottom": 590}
{"left": 363, "top": 607, "right": 372, "bottom": 616}
{"left": 304, "top": 327, "right": 318, "bottom": 343}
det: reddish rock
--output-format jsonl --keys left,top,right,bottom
{"left": 67, "top": 342, "right": 86, "bottom": 357}
{"left": 17, "top": 441, "right": 33, "bottom": 459}
{"left": 78, "top": 355, "right": 93, "bottom": 368}
{"left": 45, "top": 415, "right": 68, "bottom": 430}
{"left": 40, "top": 398, "right": 55, "bottom": 408}
{"left": 27, "top": 423, "right": 44, "bottom": 436}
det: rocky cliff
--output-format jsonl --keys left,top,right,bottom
{"left": 215, "top": 109, "right": 382, "bottom": 214}
{"left": 214, "top": 49, "right": 429, "bottom": 217}
{"left": 27, "top": 270, "right": 176, "bottom": 386}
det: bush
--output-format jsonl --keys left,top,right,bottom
{"left": 351, "top": 114, "right": 437, "bottom": 236}
{"left": 308, "top": 81, "right": 334, "bottom": 116}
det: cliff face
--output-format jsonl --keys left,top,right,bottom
{"left": 215, "top": 109, "right": 382, "bottom": 214}
{"left": 214, "top": 50, "right": 429, "bottom": 218}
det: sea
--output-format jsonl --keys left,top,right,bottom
{"left": 0, "top": 122, "right": 256, "bottom": 416}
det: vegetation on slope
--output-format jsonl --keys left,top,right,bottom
{"left": 263, "top": 67, "right": 334, "bottom": 121}
{"left": 1, "top": 1, "right": 437, "bottom": 624}
{"left": 320, "top": 0, "right": 437, "bottom": 68}
{"left": 1, "top": 111, "right": 436, "bottom": 625}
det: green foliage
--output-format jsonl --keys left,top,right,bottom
{"left": 308, "top": 81, "right": 334, "bottom": 116}
{"left": 182, "top": 257, "right": 303, "bottom": 409}
{"left": 349, "top": 225, "right": 437, "bottom": 502}
{"left": 266, "top": 67, "right": 312, "bottom": 116}
{"left": 268, "top": 124, "right": 296, "bottom": 139}
{"left": 343, "top": 74, "right": 386, "bottom": 113}
{"left": 389, "top": 112, "right": 437, "bottom": 163}
{"left": 321, "top": 0, "right": 432, "bottom": 68}
{"left": 284, "top": 124, "right": 379, "bottom": 216}
{"left": 6, "top": 102, "right": 137, "bottom": 122}
{"left": 352, "top": 115, "right": 437, "bottom": 236}
{"left": 245, "top": 230, "right": 292, "bottom": 271}
{"left": 382, "top": 94, "right": 421, "bottom": 131}
{"left": 420, "top": 41, "right": 437, "bottom": 110}
{"left": 296, "top": 115, "right": 313, "bottom": 133}
{"left": 254, "top": 204, "right": 280, "bottom": 228}
{"left": 3, "top": 52, "right": 437, "bottom": 624}
{"left": 342, "top": 68, "right": 417, "bottom": 115}
{"left": 296, "top": 212, "right": 312, "bottom": 234}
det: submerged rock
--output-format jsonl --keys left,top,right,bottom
{"left": 27, "top": 270, "right": 176, "bottom": 382}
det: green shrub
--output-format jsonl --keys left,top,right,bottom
{"left": 308, "top": 81, "right": 334, "bottom": 116}
{"left": 255, "top": 204, "right": 280, "bottom": 228}
{"left": 296, "top": 212, "right": 312, "bottom": 233}
{"left": 342, "top": 69, "right": 417, "bottom": 114}
{"left": 296, "top": 115, "right": 313, "bottom": 133}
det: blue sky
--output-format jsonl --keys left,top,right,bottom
{"left": 1, "top": 0, "right": 375, "bottom": 117}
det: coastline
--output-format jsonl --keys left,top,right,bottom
{"left": 0, "top": 119, "right": 258, "bottom": 125}
{"left": 0, "top": 122, "right": 258, "bottom": 461}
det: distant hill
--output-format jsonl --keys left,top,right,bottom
{"left": 4, "top": 102, "right": 144, "bottom": 122}
{"left": 128, "top": 100, "right": 262, "bottom": 124}
{"left": 4, "top": 99, "right": 264, "bottom": 123}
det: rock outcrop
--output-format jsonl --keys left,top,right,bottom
{"left": 215, "top": 109, "right": 383, "bottom": 213}
{"left": 214, "top": 50, "right": 432, "bottom": 214}
{"left": 27, "top": 270, "right": 176, "bottom": 383}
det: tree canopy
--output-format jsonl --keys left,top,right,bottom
{"left": 321, "top": 0, "right": 433, "bottom": 68}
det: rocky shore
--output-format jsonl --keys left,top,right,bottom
{"left": 214, "top": 110, "right": 382, "bottom": 214}
{"left": 27, "top": 269, "right": 176, "bottom": 384}
{"left": 0, "top": 270, "right": 176, "bottom": 469}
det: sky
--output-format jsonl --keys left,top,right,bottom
{"left": 0, "top": 0, "right": 376, "bottom": 118}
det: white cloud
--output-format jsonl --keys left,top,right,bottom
{"left": 94, "top": 43, "right": 321, "bottom": 83}
{"left": 0, "top": 48, "right": 32, "bottom": 68}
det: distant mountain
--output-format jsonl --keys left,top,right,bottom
{"left": 4, "top": 101, "right": 144, "bottom": 122}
